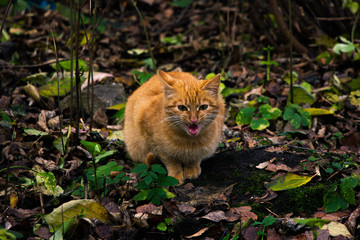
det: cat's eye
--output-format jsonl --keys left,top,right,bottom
{"left": 198, "top": 105, "right": 208, "bottom": 110}
{"left": 177, "top": 105, "right": 188, "bottom": 111}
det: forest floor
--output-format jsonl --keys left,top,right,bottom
{"left": 1, "top": 1, "right": 360, "bottom": 239}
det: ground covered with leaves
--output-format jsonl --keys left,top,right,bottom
{"left": 1, "top": 0, "right": 360, "bottom": 239}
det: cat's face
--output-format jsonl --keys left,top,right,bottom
{"left": 159, "top": 71, "right": 221, "bottom": 136}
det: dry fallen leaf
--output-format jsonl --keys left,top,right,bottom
{"left": 321, "top": 221, "right": 353, "bottom": 239}
{"left": 185, "top": 227, "right": 209, "bottom": 239}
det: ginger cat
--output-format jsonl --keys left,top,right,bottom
{"left": 124, "top": 70, "right": 225, "bottom": 184}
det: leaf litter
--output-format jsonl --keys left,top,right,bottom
{"left": 1, "top": 0, "right": 360, "bottom": 239}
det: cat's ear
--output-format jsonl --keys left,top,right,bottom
{"left": 158, "top": 70, "right": 175, "bottom": 97}
{"left": 201, "top": 74, "right": 221, "bottom": 96}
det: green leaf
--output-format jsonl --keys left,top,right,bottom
{"left": 164, "top": 218, "right": 172, "bottom": 225}
{"left": 340, "top": 181, "right": 355, "bottom": 204}
{"left": 52, "top": 59, "right": 88, "bottom": 72}
{"left": 132, "top": 70, "right": 155, "bottom": 84}
{"left": 143, "top": 58, "right": 156, "bottom": 70}
{"left": 294, "top": 218, "right": 330, "bottom": 229}
{"left": 95, "top": 150, "right": 116, "bottom": 163}
{"left": 53, "top": 136, "right": 68, "bottom": 155}
{"left": 308, "top": 156, "right": 318, "bottom": 162}
{"left": 24, "top": 128, "right": 48, "bottom": 136}
{"left": 136, "top": 180, "right": 152, "bottom": 189}
{"left": 304, "top": 108, "right": 333, "bottom": 116}
{"left": 348, "top": 1, "right": 359, "bottom": 14}
{"left": 250, "top": 118, "right": 269, "bottom": 131}
{"left": 157, "top": 175, "right": 179, "bottom": 187}
{"left": 316, "top": 51, "right": 333, "bottom": 65}
{"left": 283, "top": 107, "right": 295, "bottom": 120}
{"left": 20, "top": 72, "right": 49, "bottom": 85}
{"left": 262, "top": 216, "right": 277, "bottom": 227}
{"left": 288, "top": 85, "right": 316, "bottom": 105}
{"left": 265, "top": 173, "right": 314, "bottom": 191}
{"left": 349, "top": 77, "right": 360, "bottom": 91}
{"left": 148, "top": 170, "right": 159, "bottom": 179}
{"left": 39, "top": 72, "right": 86, "bottom": 98}
{"left": 160, "top": 34, "right": 183, "bottom": 45}
{"left": 259, "top": 104, "right": 282, "bottom": 120}
{"left": 107, "top": 103, "right": 126, "bottom": 110}
{"left": 205, "top": 73, "right": 216, "bottom": 80}
{"left": 236, "top": 107, "right": 255, "bottom": 125}
{"left": 80, "top": 140, "right": 101, "bottom": 156}
{"left": 157, "top": 222, "right": 167, "bottom": 231}
{"left": 144, "top": 175, "right": 154, "bottom": 186}
{"left": 171, "top": 0, "right": 192, "bottom": 7}
{"left": 290, "top": 113, "right": 301, "bottom": 129}
{"left": 333, "top": 43, "right": 355, "bottom": 54}
{"left": 45, "top": 199, "right": 111, "bottom": 229}
{"left": 151, "top": 164, "right": 167, "bottom": 174}
{"left": 300, "top": 112, "right": 312, "bottom": 127}
{"left": 140, "top": 170, "right": 149, "bottom": 178}
{"left": 325, "top": 195, "right": 348, "bottom": 213}
{"left": 134, "top": 189, "right": 152, "bottom": 201}
{"left": 131, "top": 163, "right": 149, "bottom": 173}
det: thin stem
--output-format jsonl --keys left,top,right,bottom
{"left": 217, "top": 0, "right": 226, "bottom": 69}
{"left": 351, "top": 11, "right": 359, "bottom": 43}
{"left": 288, "top": 0, "right": 294, "bottom": 104}
{"left": 0, "top": 0, "right": 12, "bottom": 41}
{"left": 70, "top": 0, "right": 74, "bottom": 124}
{"left": 50, "top": 27, "right": 65, "bottom": 154}
{"left": 131, "top": 0, "right": 157, "bottom": 72}
{"left": 75, "top": 1, "right": 82, "bottom": 140}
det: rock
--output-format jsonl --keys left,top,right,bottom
{"left": 60, "top": 83, "right": 127, "bottom": 115}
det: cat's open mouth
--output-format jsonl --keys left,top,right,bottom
{"left": 187, "top": 124, "right": 200, "bottom": 135}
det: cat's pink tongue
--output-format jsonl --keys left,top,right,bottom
{"left": 187, "top": 124, "right": 200, "bottom": 135}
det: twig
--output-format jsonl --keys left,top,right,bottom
{"left": 288, "top": 0, "right": 294, "bottom": 104}
{"left": 131, "top": 0, "right": 157, "bottom": 72}
{"left": 49, "top": 26, "right": 65, "bottom": 155}
{"left": 269, "top": 0, "right": 308, "bottom": 53}
{"left": 0, "top": 59, "right": 69, "bottom": 68}
{"left": 0, "top": 0, "right": 12, "bottom": 41}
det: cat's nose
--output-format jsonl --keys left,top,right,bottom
{"left": 190, "top": 118, "right": 198, "bottom": 123}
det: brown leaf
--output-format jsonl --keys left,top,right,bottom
{"left": 185, "top": 227, "right": 209, "bottom": 239}
{"left": 201, "top": 210, "right": 227, "bottom": 222}
{"left": 178, "top": 204, "right": 196, "bottom": 214}
{"left": 346, "top": 205, "right": 360, "bottom": 235}
{"left": 267, "top": 228, "right": 282, "bottom": 240}
{"left": 35, "top": 157, "right": 59, "bottom": 171}
{"left": 242, "top": 226, "right": 260, "bottom": 240}
{"left": 136, "top": 203, "right": 157, "bottom": 214}
{"left": 265, "top": 162, "right": 302, "bottom": 173}
{"left": 7, "top": 207, "right": 40, "bottom": 219}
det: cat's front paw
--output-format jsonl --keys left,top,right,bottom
{"left": 184, "top": 166, "right": 201, "bottom": 180}
{"left": 168, "top": 168, "right": 185, "bottom": 185}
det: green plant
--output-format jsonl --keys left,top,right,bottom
{"left": 324, "top": 175, "right": 360, "bottom": 213}
{"left": 282, "top": 104, "right": 312, "bottom": 129}
{"left": 171, "top": 0, "right": 193, "bottom": 8}
{"left": 294, "top": 218, "right": 330, "bottom": 239}
{"left": 132, "top": 70, "right": 155, "bottom": 85}
{"left": 131, "top": 163, "right": 178, "bottom": 205}
{"left": 333, "top": 36, "right": 360, "bottom": 60}
{"left": 0, "top": 226, "right": 22, "bottom": 240}
{"left": 236, "top": 98, "right": 282, "bottom": 131}
{"left": 260, "top": 45, "right": 278, "bottom": 84}
{"left": 157, "top": 218, "right": 174, "bottom": 233}
{"left": 252, "top": 215, "right": 277, "bottom": 239}
{"left": 222, "top": 234, "right": 240, "bottom": 240}
{"left": 71, "top": 141, "right": 129, "bottom": 198}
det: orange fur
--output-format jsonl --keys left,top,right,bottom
{"left": 124, "top": 70, "right": 225, "bottom": 184}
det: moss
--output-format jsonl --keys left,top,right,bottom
{"left": 269, "top": 183, "right": 327, "bottom": 216}
{"left": 232, "top": 170, "right": 275, "bottom": 197}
